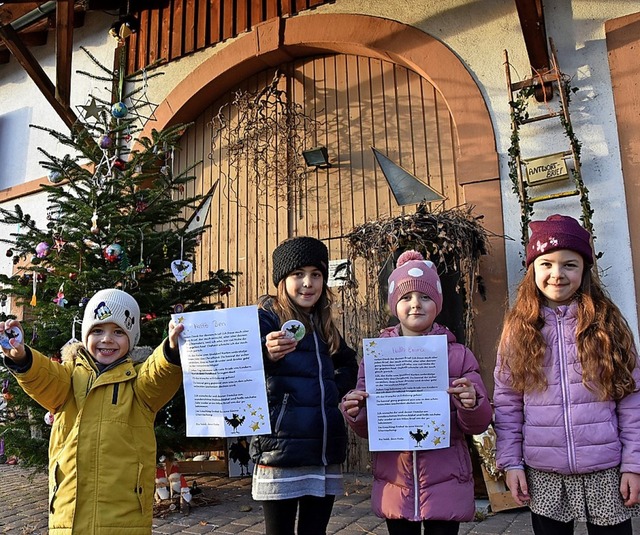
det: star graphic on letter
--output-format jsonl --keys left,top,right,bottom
{"left": 251, "top": 422, "right": 261, "bottom": 431}
{"left": 433, "top": 437, "right": 441, "bottom": 445}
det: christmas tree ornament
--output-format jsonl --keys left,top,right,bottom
{"left": 173, "top": 304, "right": 184, "bottom": 314}
{"left": 69, "top": 272, "right": 78, "bottom": 281}
{"left": 170, "top": 259, "right": 193, "bottom": 282}
{"left": 160, "top": 165, "right": 170, "bottom": 176}
{"left": 0, "top": 293, "right": 7, "bottom": 307}
{"left": 35, "top": 241, "right": 50, "bottom": 258}
{"left": 91, "top": 212, "right": 100, "bottom": 234}
{"left": 111, "top": 101, "right": 128, "bottom": 119}
{"left": 53, "top": 284, "right": 68, "bottom": 307}
{"left": 53, "top": 235, "right": 67, "bottom": 252}
{"left": 48, "top": 169, "right": 63, "bottom": 184}
{"left": 113, "top": 158, "right": 126, "bottom": 171}
{"left": 5, "top": 249, "right": 12, "bottom": 257}
{"left": 30, "top": 270, "right": 37, "bottom": 306}
{"left": 135, "top": 199, "right": 148, "bottom": 213}
{"left": 103, "top": 243, "right": 123, "bottom": 262}
{"left": 128, "top": 68, "right": 159, "bottom": 124}
{"left": 78, "top": 96, "right": 102, "bottom": 122}
{"left": 36, "top": 273, "right": 46, "bottom": 283}
{"left": 99, "top": 134, "right": 113, "bottom": 149}
{"left": 12, "top": 256, "right": 19, "bottom": 265}
{"left": 79, "top": 297, "right": 90, "bottom": 308}
{"left": 170, "top": 237, "right": 193, "bottom": 282}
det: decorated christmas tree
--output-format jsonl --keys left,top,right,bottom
{"left": 0, "top": 48, "right": 236, "bottom": 469}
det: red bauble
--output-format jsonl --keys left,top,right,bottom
{"left": 113, "top": 158, "right": 126, "bottom": 171}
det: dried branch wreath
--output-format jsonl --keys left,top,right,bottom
{"left": 341, "top": 204, "right": 490, "bottom": 349}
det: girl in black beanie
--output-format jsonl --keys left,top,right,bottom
{"left": 250, "top": 236, "right": 358, "bottom": 535}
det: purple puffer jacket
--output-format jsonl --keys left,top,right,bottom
{"left": 494, "top": 303, "right": 640, "bottom": 476}
{"left": 341, "top": 323, "right": 492, "bottom": 521}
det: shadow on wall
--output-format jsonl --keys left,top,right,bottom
{"left": 0, "top": 107, "right": 32, "bottom": 187}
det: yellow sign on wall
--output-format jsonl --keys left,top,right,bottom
{"left": 523, "top": 153, "right": 569, "bottom": 185}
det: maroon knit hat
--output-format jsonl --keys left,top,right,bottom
{"left": 387, "top": 250, "right": 443, "bottom": 316}
{"left": 526, "top": 214, "right": 593, "bottom": 267}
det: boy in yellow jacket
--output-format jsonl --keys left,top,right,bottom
{"left": 1, "top": 288, "right": 183, "bottom": 534}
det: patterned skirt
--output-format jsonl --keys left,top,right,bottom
{"left": 527, "top": 467, "right": 640, "bottom": 525}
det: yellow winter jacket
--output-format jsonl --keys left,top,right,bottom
{"left": 9, "top": 342, "right": 182, "bottom": 534}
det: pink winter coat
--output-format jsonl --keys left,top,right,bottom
{"left": 494, "top": 303, "right": 640, "bottom": 476}
{"left": 341, "top": 323, "right": 492, "bottom": 521}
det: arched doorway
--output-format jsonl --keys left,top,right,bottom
{"left": 144, "top": 14, "right": 506, "bottom": 470}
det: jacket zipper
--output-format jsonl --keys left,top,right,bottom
{"left": 412, "top": 451, "right": 419, "bottom": 519}
{"left": 274, "top": 393, "right": 289, "bottom": 433}
{"left": 311, "top": 319, "right": 328, "bottom": 466}
{"left": 556, "top": 310, "right": 577, "bottom": 473}
{"left": 112, "top": 383, "right": 119, "bottom": 404}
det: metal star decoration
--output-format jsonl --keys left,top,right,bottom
{"left": 77, "top": 97, "right": 102, "bottom": 122}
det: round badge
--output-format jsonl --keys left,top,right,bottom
{"left": 282, "top": 320, "right": 306, "bottom": 341}
{"left": 0, "top": 326, "right": 23, "bottom": 350}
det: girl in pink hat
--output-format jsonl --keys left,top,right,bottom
{"left": 341, "top": 250, "right": 492, "bottom": 535}
{"left": 494, "top": 214, "right": 640, "bottom": 534}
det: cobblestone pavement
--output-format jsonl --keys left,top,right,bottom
{"left": 2, "top": 464, "right": 639, "bottom": 534}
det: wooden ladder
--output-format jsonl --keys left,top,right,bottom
{"left": 504, "top": 38, "right": 596, "bottom": 257}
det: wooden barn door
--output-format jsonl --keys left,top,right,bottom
{"left": 176, "top": 53, "right": 465, "bottom": 471}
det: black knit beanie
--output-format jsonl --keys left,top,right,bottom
{"left": 272, "top": 236, "right": 329, "bottom": 286}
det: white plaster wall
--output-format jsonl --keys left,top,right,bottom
{"left": 0, "top": 1, "right": 637, "bottom": 333}
{"left": 0, "top": 11, "right": 115, "bottom": 186}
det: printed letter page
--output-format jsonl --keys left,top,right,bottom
{"left": 363, "top": 335, "right": 450, "bottom": 451}
{"left": 173, "top": 306, "right": 270, "bottom": 437}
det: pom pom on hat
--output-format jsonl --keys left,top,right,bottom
{"left": 272, "top": 236, "right": 329, "bottom": 286}
{"left": 526, "top": 214, "right": 593, "bottom": 267}
{"left": 387, "top": 250, "right": 443, "bottom": 317}
{"left": 81, "top": 289, "right": 140, "bottom": 351}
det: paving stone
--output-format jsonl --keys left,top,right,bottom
{"left": 4, "top": 464, "right": 640, "bottom": 534}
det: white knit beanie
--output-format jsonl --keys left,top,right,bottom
{"left": 81, "top": 289, "right": 141, "bottom": 350}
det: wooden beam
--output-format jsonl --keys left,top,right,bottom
{"left": 514, "top": 0, "right": 550, "bottom": 73}
{"left": 55, "top": 0, "right": 74, "bottom": 107}
{"left": 0, "top": 23, "right": 77, "bottom": 128}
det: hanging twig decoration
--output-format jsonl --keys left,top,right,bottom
{"left": 209, "top": 72, "right": 318, "bottom": 214}
{"left": 342, "top": 204, "right": 490, "bottom": 350}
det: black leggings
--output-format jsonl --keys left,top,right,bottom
{"left": 385, "top": 518, "right": 460, "bottom": 535}
{"left": 262, "top": 495, "right": 336, "bottom": 535}
{"left": 531, "top": 512, "right": 633, "bottom": 535}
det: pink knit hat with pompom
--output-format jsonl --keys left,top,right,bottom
{"left": 387, "top": 250, "right": 443, "bottom": 316}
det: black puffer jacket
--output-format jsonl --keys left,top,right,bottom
{"left": 250, "top": 306, "right": 358, "bottom": 467}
